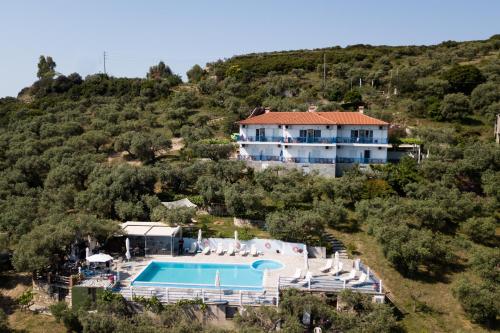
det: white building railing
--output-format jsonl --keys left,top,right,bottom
{"left": 120, "top": 286, "right": 279, "bottom": 307}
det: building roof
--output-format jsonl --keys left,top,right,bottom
{"left": 121, "top": 221, "right": 181, "bottom": 237}
{"left": 237, "top": 111, "right": 388, "bottom": 126}
{"left": 161, "top": 198, "right": 197, "bottom": 209}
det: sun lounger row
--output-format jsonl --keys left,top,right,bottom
{"left": 201, "top": 243, "right": 261, "bottom": 256}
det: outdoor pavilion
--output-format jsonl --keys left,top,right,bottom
{"left": 120, "top": 222, "right": 182, "bottom": 256}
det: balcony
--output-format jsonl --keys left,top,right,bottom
{"left": 238, "top": 135, "right": 388, "bottom": 145}
{"left": 336, "top": 137, "right": 388, "bottom": 144}
{"left": 336, "top": 157, "right": 386, "bottom": 164}
{"left": 237, "top": 155, "right": 334, "bottom": 164}
{"left": 238, "top": 154, "right": 282, "bottom": 162}
{"left": 238, "top": 136, "right": 283, "bottom": 143}
{"left": 282, "top": 137, "right": 336, "bottom": 144}
{"left": 284, "top": 157, "right": 334, "bottom": 164}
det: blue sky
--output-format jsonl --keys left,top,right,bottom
{"left": 0, "top": 1, "right": 498, "bottom": 97}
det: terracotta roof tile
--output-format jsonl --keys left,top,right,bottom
{"left": 238, "top": 111, "right": 388, "bottom": 125}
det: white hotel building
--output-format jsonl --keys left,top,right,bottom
{"left": 237, "top": 111, "right": 389, "bottom": 177}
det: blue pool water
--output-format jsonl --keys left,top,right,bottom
{"left": 132, "top": 261, "right": 267, "bottom": 290}
{"left": 252, "top": 260, "right": 284, "bottom": 271}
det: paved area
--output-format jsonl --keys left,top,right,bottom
{"left": 115, "top": 252, "right": 356, "bottom": 289}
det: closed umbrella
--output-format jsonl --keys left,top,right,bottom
{"left": 334, "top": 251, "right": 339, "bottom": 268}
{"left": 215, "top": 270, "right": 221, "bottom": 301}
{"left": 125, "top": 238, "right": 131, "bottom": 261}
{"left": 198, "top": 229, "right": 202, "bottom": 245}
{"left": 85, "top": 247, "right": 90, "bottom": 259}
{"left": 234, "top": 230, "right": 238, "bottom": 243}
{"left": 304, "top": 249, "right": 309, "bottom": 271}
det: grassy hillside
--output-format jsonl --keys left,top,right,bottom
{"left": 0, "top": 37, "right": 498, "bottom": 332}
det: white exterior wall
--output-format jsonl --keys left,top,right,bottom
{"left": 336, "top": 146, "right": 387, "bottom": 159}
{"left": 283, "top": 125, "right": 336, "bottom": 139}
{"left": 337, "top": 125, "right": 388, "bottom": 141}
{"left": 240, "top": 124, "right": 283, "bottom": 139}
{"left": 283, "top": 145, "right": 336, "bottom": 161}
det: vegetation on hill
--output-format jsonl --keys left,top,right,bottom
{"left": 0, "top": 36, "right": 499, "bottom": 332}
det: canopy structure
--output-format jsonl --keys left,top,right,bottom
{"left": 86, "top": 253, "right": 113, "bottom": 263}
{"left": 161, "top": 198, "right": 197, "bottom": 210}
{"left": 121, "top": 222, "right": 181, "bottom": 237}
{"left": 120, "top": 222, "right": 182, "bottom": 256}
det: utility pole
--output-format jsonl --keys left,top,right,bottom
{"left": 103, "top": 51, "right": 107, "bottom": 75}
{"left": 323, "top": 53, "right": 326, "bottom": 88}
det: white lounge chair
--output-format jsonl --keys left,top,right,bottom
{"left": 351, "top": 272, "right": 368, "bottom": 287}
{"left": 300, "top": 271, "right": 313, "bottom": 286}
{"left": 239, "top": 244, "right": 249, "bottom": 256}
{"left": 188, "top": 243, "right": 197, "bottom": 254}
{"left": 331, "top": 262, "right": 344, "bottom": 276}
{"left": 339, "top": 269, "right": 357, "bottom": 282}
{"left": 202, "top": 246, "right": 211, "bottom": 255}
{"left": 320, "top": 259, "right": 333, "bottom": 273}
{"left": 250, "top": 244, "right": 258, "bottom": 256}
{"left": 227, "top": 244, "right": 235, "bottom": 256}
{"left": 290, "top": 268, "right": 302, "bottom": 283}
{"left": 216, "top": 243, "right": 224, "bottom": 255}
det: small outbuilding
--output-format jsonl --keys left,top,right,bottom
{"left": 120, "top": 221, "right": 182, "bottom": 256}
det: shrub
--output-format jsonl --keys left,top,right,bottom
{"left": 438, "top": 93, "right": 470, "bottom": 121}
{"left": 460, "top": 217, "right": 497, "bottom": 245}
{"left": 453, "top": 278, "right": 499, "bottom": 327}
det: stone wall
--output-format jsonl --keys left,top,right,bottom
{"left": 244, "top": 160, "right": 336, "bottom": 177}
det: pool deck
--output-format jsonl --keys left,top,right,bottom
{"left": 116, "top": 252, "right": 376, "bottom": 289}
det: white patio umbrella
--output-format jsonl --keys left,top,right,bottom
{"left": 215, "top": 270, "right": 221, "bottom": 300}
{"left": 354, "top": 258, "right": 360, "bottom": 271}
{"left": 197, "top": 229, "right": 202, "bottom": 245}
{"left": 234, "top": 230, "right": 238, "bottom": 243}
{"left": 125, "top": 238, "right": 131, "bottom": 261}
{"left": 85, "top": 247, "right": 90, "bottom": 259}
{"left": 86, "top": 253, "right": 113, "bottom": 263}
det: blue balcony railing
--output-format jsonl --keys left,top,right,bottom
{"left": 336, "top": 137, "right": 388, "bottom": 144}
{"left": 238, "top": 154, "right": 281, "bottom": 162}
{"left": 336, "top": 157, "right": 386, "bottom": 164}
{"left": 282, "top": 137, "right": 336, "bottom": 144}
{"left": 238, "top": 135, "right": 388, "bottom": 145}
{"left": 238, "top": 136, "right": 283, "bottom": 143}
{"left": 285, "top": 157, "right": 334, "bottom": 164}
{"left": 238, "top": 155, "right": 334, "bottom": 164}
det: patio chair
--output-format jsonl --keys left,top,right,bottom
{"left": 320, "top": 259, "right": 333, "bottom": 273}
{"left": 331, "top": 262, "right": 344, "bottom": 276}
{"left": 290, "top": 268, "right": 302, "bottom": 283}
{"left": 216, "top": 243, "right": 224, "bottom": 255}
{"left": 300, "top": 271, "right": 313, "bottom": 286}
{"left": 239, "top": 244, "right": 249, "bottom": 256}
{"left": 227, "top": 244, "right": 235, "bottom": 256}
{"left": 339, "top": 269, "right": 357, "bottom": 283}
{"left": 351, "top": 272, "right": 368, "bottom": 287}
{"left": 250, "top": 244, "right": 258, "bottom": 257}
{"left": 202, "top": 246, "right": 211, "bottom": 255}
{"left": 188, "top": 243, "right": 197, "bottom": 254}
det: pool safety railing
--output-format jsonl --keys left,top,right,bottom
{"left": 120, "top": 286, "right": 279, "bottom": 307}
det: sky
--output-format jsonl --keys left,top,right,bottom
{"left": 0, "top": 1, "right": 499, "bottom": 97}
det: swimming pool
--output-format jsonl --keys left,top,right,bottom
{"left": 132, "top": 261, "right": 272, "bottom": 290}
{"left": 252, "top": 260, "right": 284, "bottom": 271}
